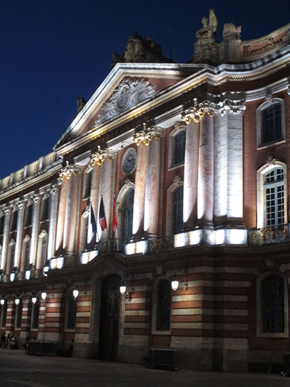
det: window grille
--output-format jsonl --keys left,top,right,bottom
{"left": 16, "top": 300, "right": 23, "bottom": 329}
{"left": 262, "top": 275, "right": 284, "bottom": 333}
{"left": 156, "top": 280, "right": 171, "bottom": 331}
{"left": 121, "top": 189, "right": 134, "bottom": 243}
{"left": 262, "top": 103, "right": 282, "bottom": 144}
{"left": 67, "top": 292, "right": 77, "bottom": 330}
{"left": 172, "top": 186, "right": 183, "bottom": 234}
{"left": 264, "top": 168, "right": 284, "bottom": 227}
{"left": 32, "top": 300, "right": 40, "bottom": 329}
{"left": 174, "top": 130, "right": 186, "bottom": 165}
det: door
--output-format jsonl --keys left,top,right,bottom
{"left": 98, "top": 274, "right": 121, "bottom": 361}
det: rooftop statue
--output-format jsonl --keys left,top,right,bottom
{"left": 191, "top": 9, "right": 218, "bottom": 64}
{"left": 222, "top": 23, "right": 241, "bottom": 41}
{"left": 72, "top": 97, "right": 86, "bottom": 121}
{"left": 111, "top": 32, "right": 173, "bottom": 67}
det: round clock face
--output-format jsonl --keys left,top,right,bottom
{"left": 122, "top": 148, "right": 137, "bottom": 175}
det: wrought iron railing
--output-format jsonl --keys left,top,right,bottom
{"left": 248, "top": 225, "right": 289, "bottom": 246}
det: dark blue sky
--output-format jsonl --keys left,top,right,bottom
{"left": 2, "top": 0, "right": 290, "bottom": 180}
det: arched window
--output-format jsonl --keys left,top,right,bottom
{"left": 121, "top": 189, "right": 134, "bottom": 243}
{"left": 172, "top": 186, "right": 183, "bottom": 234}
{"left": 264, "top": 167, "right": 284, "bottom": 227}
{"left": 262, "top": 275, "right": 284, "bottom": 333}
{"left": 66, "top": 290, "right": 77, "bottom": 330}
{"left": 156, "top": 279, "right": 171, "bottom": 331}
{"left": 174, "top": 130, "right": 186, "bottom": 165}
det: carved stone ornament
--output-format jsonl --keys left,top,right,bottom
{"left": 48, "top": 184, "right": 59, "bottom": 195}
{"left": 267, "top": 153, "right": 276, "bottom": 165}
{"left": 94, "top": 78, "right": 156, "bottom": 126}
{"left": 23, "top": 235, "right": 30, "bottom": 242}
{"left": 9, "top": 239, "right": 15, "bottom": 246}
{"left": 122, "top": 148, "right": 137, "bottom": 175}
{"left": 182, "top": 98, "right": 246, "bottom": 123}
{"left": 133, "top": 123, "right": 165, "bottom": 146}
{"left": 173, "top": 175, "right": 183, "bottom": 186}
{"left": 16, "top": 201, "right": 25, "bottom": 209}
{"left": 264, "top": 257, "right": 274, "bottom": 270}
{"left": 59, "top": 161, "right": 80, "bottom": 180}
{"left": 265, "top": 93, "right": 273, "bottom": 104}
{"left": 90, "top": 146, "right": 115, "bottom": 167}
{"left": 3, "top": 206, "right": 12, "bottom": 215}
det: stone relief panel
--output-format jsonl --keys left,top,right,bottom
{"left": 94, "top": 78, "right": 156, "bottom": 126}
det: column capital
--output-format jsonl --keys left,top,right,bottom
{"left": 48, "top": 183, "right": 59, "bottom": 195}
{"left": 59, "top": 161, "right": 81, "bottom": 180}
{"left": 182, "top": 99, "right": 215, "bottom": 124}
{"left": 133, "top": 123, "right": 165, "bottom": 146}
{"left": 15, "top": 200, "right": 25, "bottom": 209}
{"left": 90, "top": 146, "right": 115, "bottom": 166}
{"left": 32, "top": 194, "right": 41, "bottom": 203}
{"left": 218, "top": 99, "right": 246, "bottom": 114}
{"left": 3, "top": 206, "right": 12, "bottom": 215}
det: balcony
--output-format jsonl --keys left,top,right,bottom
{"left": 248, "top": 225, "right": 290, "bottom": 246}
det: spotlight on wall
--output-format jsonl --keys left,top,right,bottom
{"left": 41, "top": 292, "right": 47, "bottom": 300}
{"left": 120, "top": 282, "right": 127, "bottom": 295}
{"left": 43, "top": 264, "right": 50, "bottom": 276}
{"left": 0, "top": 299, "right": 5, "bottom": 305}
{"left": 73, "top": 289, "right": 79, "bottom": 299}
{"left": 119, "top": 281, "right": 134, "bottom": 300}
{"left": 171, "top": 276, "right": 179, "bottom": 291}
{"left": 15, "top": 298, "right": 20, "bottom": 305}
{"left": 32, "top": 297, "right": 37, "bottom": 304}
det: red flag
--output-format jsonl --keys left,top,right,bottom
{"left": 113, "top": 198, "right": 118, "bottom": 232}
{"left": 99, "top": 197, "right": 107, "bottom": 231}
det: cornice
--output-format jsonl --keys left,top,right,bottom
{"left": 0, "top": 161, "right": 62, "bottom": 202}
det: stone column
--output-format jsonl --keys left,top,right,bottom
{"left": 181, "top": 118, "right": 200, "bottom": 230}
{"left": 1, "top": 207, "right": 11, "bottom": 271}
{"left": 29, "top": 194, "right": 41, "bottom": 266}
{"left": 144, "top": 130, "right": 163, "bottom": 237}
{"left": 14, "top": 201, "right": 25, "bottom": 269}
{"left": 90, "top": 147, "right": 115, "bottom": 243}
{"left": 55, "top": 162, "right": 79, "bottom": 254}
{"left": 63, "top": 172, "right": 80, "bottom": 254}
{"left": 47, "top": 184, "right": 59, "bottom": 260}
{"left": 198, "top": 112, "right": 214, "bottom": 227}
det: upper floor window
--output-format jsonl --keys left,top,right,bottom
{"left": 168, "top": 125, "right": 186, "bottom": 169}
{"left": 11, "top": 210, "right": 18, "bottom": 231}
{"left": 172, "top": 186, "right": 183, "bottom": 234}
{"left": 25, "top": 204, "right": 33, "bottom": 227}
{"left": 264, "top": 167, "right": 285, "bottom": 227}
{"left": 174, "top": 130, "right": 186, "bottom": 165}
{"left": 257, "top": 162, "right": 287, "bottom": 229}
{"left": 40, "top": 196, "right": 50, "bottom": 222}
{"left": 0, "top": 216, "right": 4, "bottom": 235}
{"left": 83, "top": 169, "right": 92, "bottom": 199}
{"left": 257, "top": 98, "right": 285, "bottom": 147}
{"left": 121, "top": 189, "right": 134, "bottom": 243}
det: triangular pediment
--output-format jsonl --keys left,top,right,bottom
{"left": 54, "top": 63, "right": 197, "bottom": 152}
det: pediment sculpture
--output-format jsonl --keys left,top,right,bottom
{"left": 94, "top": 78, "right": 156, "bottom": 126}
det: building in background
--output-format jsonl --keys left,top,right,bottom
{"left": 0, "top": 10, "right": 290, "bottom": 372}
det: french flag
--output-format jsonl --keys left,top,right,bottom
{"left": 90, "top": 203, "right": 97, "bottom": 234}
{"left": 99, "top": 197, "right": 107, "bottom": 231}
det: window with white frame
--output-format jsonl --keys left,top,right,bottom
{"left": 257, "top": 98, "right": 285, "bottom": 148}
{"left": 264, "top": 167, "right": 284, "bottom": 227}
{"left": 257, "top": 163, "right": 287, "bottom": 229}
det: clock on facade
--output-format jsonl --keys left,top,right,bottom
{"left": 122, "top": 148, "right": 137, "bottom": 175}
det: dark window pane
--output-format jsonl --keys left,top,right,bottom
{"left": 174, "top": 131, "right": 186, "bottom": 165}
{"left": 156, "top": 280, "right": 171, "bottom": 331}
{"left": 262, "top": 275, "right": 284, "bottom": 333}
{"left": 173, "top": 186, "right": 183, "bottom": 233}
{"left": 67, "top": 292, "right": 77, "bottom": 330}
{"left": 262, "top": 103, "right": 282, "bottom": 144}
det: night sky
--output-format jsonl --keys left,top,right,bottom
{"left": 2, "top": 0, "right": 290, "bottom": 180}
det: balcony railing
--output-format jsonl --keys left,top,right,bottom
{"left": 248, "top": 225, "right": 289, "bottom": 246}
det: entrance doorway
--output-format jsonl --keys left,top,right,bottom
{"left": 98, "top": 274, "right": 121, "bottom": 361}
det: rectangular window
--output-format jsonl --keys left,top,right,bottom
{"left": 25, "top": 204, "right": 33, "bottom": 227}
{"left": 40, "top": 197, "right": 50, "bottom": 221}
{"left": 1, "top": 302, "right": 7, "bottom": 328}
{"left": 11, "top": 210, "right": 18, "bottom": 231}
{"left": 32, "top": 300, "right": 40, "bottom": 329}
{"left": 16, "top": 300, "right": 23, "bottom": 329}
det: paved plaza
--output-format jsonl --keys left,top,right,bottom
{"left": 0, "top": 349, "right": 289, "bottom": 387}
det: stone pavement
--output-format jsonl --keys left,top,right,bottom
{"left": 0, "top": 349, "right": 289, "bottom": 387}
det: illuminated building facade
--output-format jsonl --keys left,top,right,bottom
{"left": 0, "top": 11, "right": 290, "bottom": 371}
